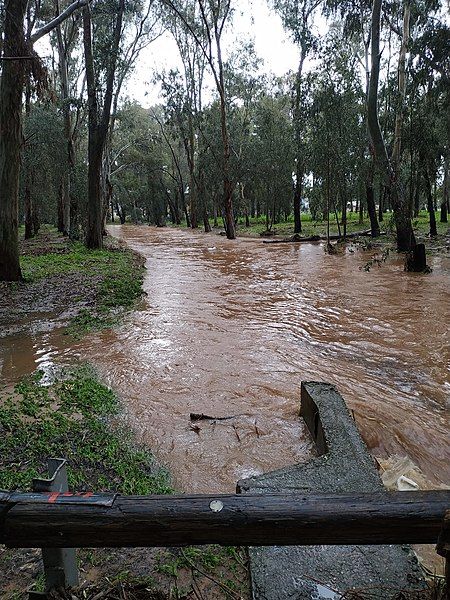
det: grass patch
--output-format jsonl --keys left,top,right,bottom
{"left": 0, "top": 369, "right": 249, "bottom": 599}
{"left": 0, "top": 367, "right": 172, "bottom": 495}
{"left": 20, "top": 236, "right": 145, "bottom": 337}
{"left": 227, "top": 210, "right": 447, "bottom": 239}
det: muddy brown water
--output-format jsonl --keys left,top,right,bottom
{"left": 1, "top": 225, "right": 449, "bottom": 493}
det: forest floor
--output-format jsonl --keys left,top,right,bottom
{"left": 0, "top": 228, "right": 250, "bottom": 600}
{"left": 233, "top": 211, "right": 449, "bottom": 247}
{"left": 0, "top": 226, "right": 145, "bottom": 340}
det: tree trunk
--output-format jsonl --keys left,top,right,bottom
{"left": 83, "top": 0, "right": 124, "bottom": 249}
{"left": 86, "top": 137, "right": 104, "bottom": 248}
{"left": 32, "top": 206, "right": 40, "bottom": 236}
{"left": 23, "top": 80, "right": 37, "bottom": 240}
{"left": 55, "top": 0, "right": 74, "bottom": 236}
{"left": 422, "top": 160, "right": 437, "bottom": 237}
{"left": 24, "top": 187, "right": 33, "bottom": 240}
{"left": 293, "top": 51, "right": 306, "bottom": 234}
{"left": 186, "top": 114, "right": 198, "bottom": 229}
{"left": 366, "top": 183, "right": 379, "bottom": 235}
{"left": 198, "top": 170, "right": 211, "bottom": 233}
{"left": 0, "top": 0, "right": 28, "bottom": 281}
{"left": 441, "top": 157, "right": 449, "bottom": 223}
{"left": 203, "top": 209, "right": 211, "bottom": 233}
{"left": 367, "top": 0, "right": 416, "bottom": 253}
{"left": 439, "top": 200, "right": 447, "bottom": 224}
{"left": 83, "top": 6, "right": 102, "bottom": 248}
{"left": 115, "top": 202, "right": 126, "bottom": 225}
{"left": 362, "top": 24, "right": 380, "bottom": 238}
{"left": 391, "top": 1, "right": 410, "bottom": 173}
{"left": 214, "top": 29, "right": 235, "bottom": 240}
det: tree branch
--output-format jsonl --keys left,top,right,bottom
{"left": 30, "top": 0, "right": 89, "bottom": 43}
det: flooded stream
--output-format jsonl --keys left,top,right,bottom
{"left": 1, "top": 225, "right": 449, "bottom": 492}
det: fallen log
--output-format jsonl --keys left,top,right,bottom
{"left": 1, "top": 491, "right": 448, "bottom": 548}
{"left": 263, "top": 230, "right": 386, "bottom": 244}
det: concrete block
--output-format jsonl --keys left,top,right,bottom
{"left": 237, "top": 382, "right": 425, "bottom": 599}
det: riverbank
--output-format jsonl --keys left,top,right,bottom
{"left": 0, "top": 226, "right": 145, "bottom": 339}
{"left": 0, "top": 228, "right": 250, "bottom": 599}
{"left": 173, "top": 211, "right": 449, "bottom": 256}
{"left": 234, "top": 211, "right": 449, "bottom": 246}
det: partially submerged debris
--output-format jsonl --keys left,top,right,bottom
{"left": 263, "top": 230, "right": 386, "bottom": 244}
{"left": 190, "top": 413, "right": 239, "bottom": 421}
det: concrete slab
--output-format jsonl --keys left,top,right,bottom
{"left": 237, "top": 382, "right": 425, "bottom": 599}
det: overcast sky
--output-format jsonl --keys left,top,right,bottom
{"left": 125, "top": 0, "right": 305, "bottom": 106}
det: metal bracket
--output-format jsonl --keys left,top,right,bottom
{"left": 436, "top": 509, "right": 450, "bottom": 599}
{"left": 31, "top": 459, "right": 79, "bottom": 596}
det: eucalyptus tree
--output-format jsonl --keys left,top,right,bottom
{"left": 253, "top": 92, "right": 295, "bottom": 229}
{"left": 22, "top": 104, "right": 67, "bottom": 230}
{"left": 270, "top": 0, "right": 323, "bottom": 234}
{"left": 307, "top": 23, "right": 366, "bottom": 237}
{"left": 151, "top": 106, "right": 190, "bottom": 225}
{"left": 51, "top": 1, "right": 84, "bottom": 237}
{"left": 409, "top": 18, "right": 450, "bottom": 225}
{"left": 161, "top": 0, "right": 237, "bottom": 239}
{"left": 0, "top": 0, "right": 88, "bottom": 281}
{"left": 367, "top": 0, "right": 417, "bottom": 253}
{"left": 109, "top": 102, "right": 180, "bottom": 226}
{"left": 159, "top": 4, "right": 208, "bottom": 229}
{"left": 224, "top": 41, "right": 264, "bottom": 224}
{"left": 158, "top": 66, "right": 203, "bottom": 228}
{"left": 324, "top": 0, "right": 383, "bottom": 236}
{"left": 82, "top": 0, "right": 125, "bottom": 249}
{"left": 103, "top": 1, "right": 163, "bottom": 231}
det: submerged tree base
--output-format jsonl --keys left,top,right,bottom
{"left": 405, "top": 243, "right": 430, "bottom": 273}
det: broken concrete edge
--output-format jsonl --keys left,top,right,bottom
{"left": 237, "top": 381, "right": 383, "bottom": 495}
{"left": 236, "top": 381, "right": 425, "bottom": 599}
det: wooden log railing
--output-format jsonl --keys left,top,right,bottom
{"left": 1, "top": 490, "right": 449, "bottom": 549}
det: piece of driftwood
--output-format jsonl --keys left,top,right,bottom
{"left": 190, "top": 413, "right": 238, "bottom": 421}
{"left": 1, "top": 491, "right": 449, "bottom": 548}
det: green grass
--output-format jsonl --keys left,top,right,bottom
{"left": 0, "top": 367, "right": 172, "bottom": 495}
{"left": 20, "top": 239, "right": 144, "bottom": 337}
{"left": 233, "top": 210, "right": 448, "bottom": 239}
{"left": 166, "top": 210, "right": 447, "bottom": 240}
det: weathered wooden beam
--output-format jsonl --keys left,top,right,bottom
{"left": 1, "top": 491, "right": 449, "bottom": 548}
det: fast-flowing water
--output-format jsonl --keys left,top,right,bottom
{"left": 1, "top": 225, "right": 449, "bottom": 492}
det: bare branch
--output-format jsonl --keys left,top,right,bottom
{"left": 30, "top": 0, "right": 89, "bottom": 43}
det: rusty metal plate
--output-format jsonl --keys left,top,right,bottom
{"left": 0, "top": 491, "right": 117, "bottom": 506}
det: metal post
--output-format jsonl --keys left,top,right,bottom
{"left": 436, "top": 510, "right": 450, "bottom": 600}
{"left": 30, "top": 458, "right": 79, "bottom": 598}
